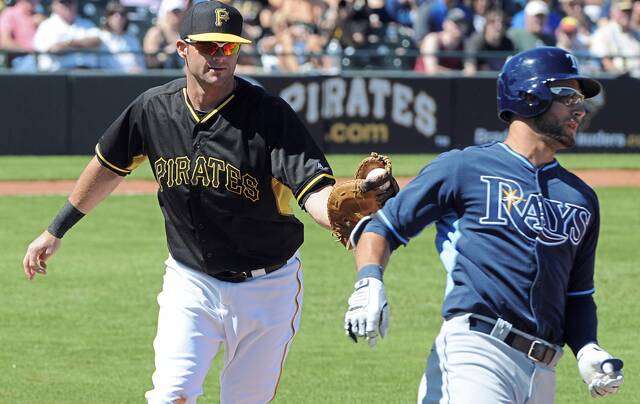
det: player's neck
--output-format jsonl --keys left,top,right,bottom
{"left": 504, "top": 121, "right": 557, "bottom": 167}
{"left": 186, "top": 77, "right": 236, "bottom": 112}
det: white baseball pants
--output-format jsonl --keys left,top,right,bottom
{"left": 145, "top": 253, "right": 303, "bottom": 404}
{"left": 417, "top": 314, "right": 563, "bottom": 404}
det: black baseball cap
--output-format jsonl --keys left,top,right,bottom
{"left": 180, "top": 0, "right": 251, "bottom": 44}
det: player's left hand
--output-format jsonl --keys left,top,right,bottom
{"left": 344, "top": 277, "right": 389, "bottom": 347}
{"left": 577, "top": 343, "right": 624, "bottom": 398}
{"left": 327, "top": 153, "right": 399, "bottom": 249}
{"left": 22, "top": 230, "right": 61, "bottom": 280}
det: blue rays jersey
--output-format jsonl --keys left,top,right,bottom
{"left": 365, "top": 142, "right": 599, "bottom": 345}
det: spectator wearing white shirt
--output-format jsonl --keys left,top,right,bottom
{"left": 98, "top": 1, "right": 145, "bottom": 72}
{"left": 590, "top": 0, "right": 640, "bottom": 77}
{"left": 32, "top": 0, "right": 101, "bottom": 71}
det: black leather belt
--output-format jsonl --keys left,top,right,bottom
{"left": 212, "top": 262, "right": 287, "bottom": 283}
{"left": 468, "top": 314, "right": 559, "bottom": 366}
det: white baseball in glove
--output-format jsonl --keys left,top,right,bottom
{"left": 577, "top": 343, "right": 624, "bottom": 398}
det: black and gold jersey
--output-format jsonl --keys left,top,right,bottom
{"left": 96, "top": 77, "right": 335, "bottom": 274}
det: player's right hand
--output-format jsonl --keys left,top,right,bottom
{"left": 577, "top": 343, "right": 624, "bottom": 398}
{"left": 344, "top": 277, "right": 389, "bottom": 347}
{"left": 22, "top": 231, "right": 61, "bottom": 281}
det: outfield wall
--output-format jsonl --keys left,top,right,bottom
{"left": 1, "top": 72, "right": 639, "bottom": 154}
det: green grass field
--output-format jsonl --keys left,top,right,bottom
{"left": 1, "top": 155, "right": 638, "bottom": 403}
{"left": 1, "top": 153, "right": 639, "bottom": 180}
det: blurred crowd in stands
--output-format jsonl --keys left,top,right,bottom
{"left": 0, "top": 0, "right": 639, "bottom": 76}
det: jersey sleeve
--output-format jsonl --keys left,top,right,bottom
{"left": 265, "top": 97, "right": 335, "bottom": 207}
{"left": 567, "top": 196, "right": 600, "bottom": 296}
{"left": 364, "top": 150, "right": 461, "bottom": 250}
{"left": 95, "top": 94, "right": 147, "bottom": 176}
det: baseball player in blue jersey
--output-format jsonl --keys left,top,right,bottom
{"left": 343, "top": 47, "right": 625, "bottom": 403}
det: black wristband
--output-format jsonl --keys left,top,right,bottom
{"left": 47, "top": 200, "right": 85, "bottom": 238}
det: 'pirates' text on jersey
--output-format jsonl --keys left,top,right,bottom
{"left": 96, "top": 77, "right": 335, "bottom": 274}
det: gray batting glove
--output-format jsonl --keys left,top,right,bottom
{"left": 577, "top": 343, "right": 624, "bottom": 398}
{"left": 344, "top": 277, "right": 389, "bottom": 347}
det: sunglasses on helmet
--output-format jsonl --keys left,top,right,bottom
{"left": 549, "top": 86, "right": 585, "bottom": 106}
{"left": 184, "top": 40, "right": 241, "bottom": 56}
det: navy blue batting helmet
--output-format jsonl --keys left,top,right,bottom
{"left": 497, "top": 47, "right": 601, "bottom": 122}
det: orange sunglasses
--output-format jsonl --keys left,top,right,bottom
{"left": 185, "top": 40, "right": 241, "bottom": 56}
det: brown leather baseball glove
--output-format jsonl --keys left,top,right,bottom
{"left": 327, "top": 153, "right": 400, "bottom": 249}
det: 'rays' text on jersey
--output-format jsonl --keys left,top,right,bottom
{"left": 154, "top": 156, "right": 259, "bottom": 202}
{"left": 479, "top": 176, "right": 591, "bottom": 246}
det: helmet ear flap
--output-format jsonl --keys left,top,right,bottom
{"left": 519, "top": 91, "right": 541, "bottom": 107}
{"left": 520, "top": 90, "right": 553, "bottom": 119}
{"left": 498, "top": 89, "right": 552, "bottom": 122}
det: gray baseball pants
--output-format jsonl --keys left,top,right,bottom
{"left": 418, "top": 313, "right": 563, "bottom": 404}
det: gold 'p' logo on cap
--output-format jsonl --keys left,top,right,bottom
{"left": 215, "top": 8, "right": 230, "bottom": 27}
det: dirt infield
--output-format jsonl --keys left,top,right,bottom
{"left": 0, "top": 169, "right": 639, "bottom": 195}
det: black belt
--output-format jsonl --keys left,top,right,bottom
{"left": 212, "top": 262, "right": 287, "bottom": 283}
{"left": 468, "top": 314, "right": 559, "bottom": 366}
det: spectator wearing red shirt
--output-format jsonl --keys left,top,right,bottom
{"left": 416, "top": 7, "right": 467, "bottom": 73}
{"left": 0, "top": 0, "right": 45, "bottom": 68}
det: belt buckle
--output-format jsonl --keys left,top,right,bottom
{"left": 527, "top": 340, "right": 544, "bottom": 362}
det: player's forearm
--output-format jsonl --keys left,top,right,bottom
{"left": 68, "top": 156, "right": 124, "bottom": 213}
{"left": 355, "top": 232, "right": 391, "bottom": 270}
{"left": 303, "top": 185, "right": 332, "bottom": 230}
{"left": 46, "top": 157, "right": 123, "bottom": 239}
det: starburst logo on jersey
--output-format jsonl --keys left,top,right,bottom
{"left": 215, "top": 8, "right": 230, "bottom": 27}
{"left": 502, "top": 189, "right": 523, "bottom": 213}
{"left": 479, "top": 176, "right": 591, "bottom": 246}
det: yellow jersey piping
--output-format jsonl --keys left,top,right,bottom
{"left": 95, "top": 144, "right": 131, "bottom": 175}
{"left": 296, "top": 173, "right": 335, "bottom": 203}
{"left": 182, "top": 88, "right": 235, "bottom": 124}
{"left": 269, "top": 260, "right": 302, "bottom": 402}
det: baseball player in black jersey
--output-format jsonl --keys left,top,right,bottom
{"left": 22, "top": 2, "right": 343, "bottom": 402}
